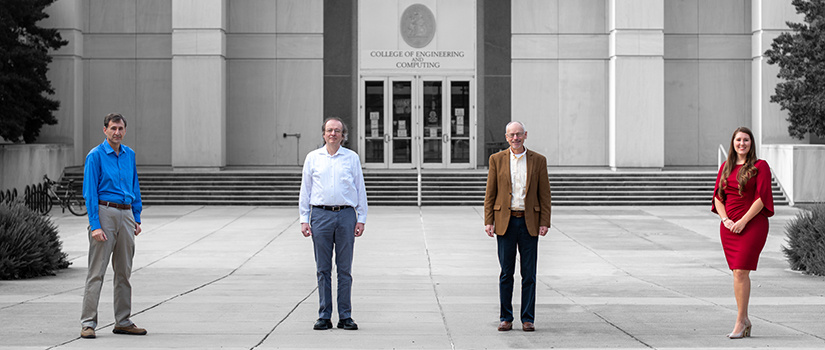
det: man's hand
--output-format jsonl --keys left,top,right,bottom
{"left": 539, "top": 225, "right": 549, "bottom": 236}
{"left": 301, "top": 223, "right": 312, "bottom": 237}
{"left": 91, "top": 228, "right": 107, "bottom": 242}
{"left": 354, "top": 222, "right": 365, "bottom": 237}
{"left": 485, "top": 224, "right": 495, "bottom": 237}
{"left": 135, "top": 223, "right": 142, "bottom": 236}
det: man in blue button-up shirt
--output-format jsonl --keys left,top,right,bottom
{"left": 80, "top": 113, "right": 146, "bottom": 339}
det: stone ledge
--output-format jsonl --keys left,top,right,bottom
{"left": 0, "top": 144, "right": 74, "bottom": 193}
{"left": 762, "top": 144, "right": 825, "bottom": 205}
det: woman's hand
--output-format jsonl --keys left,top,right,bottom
{"left": 730, "top": 219, "right": 748, "bottom": 234}
{"left": 722, "top": 218, "right": 735, "bottom": 231}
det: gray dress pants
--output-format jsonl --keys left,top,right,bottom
{"left": 81, "top": 205, "right": 136, "bottom": 328}
{"left": 310, "top": 206, "right": 356, "bottom": 320}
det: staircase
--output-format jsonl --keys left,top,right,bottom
{"left": 61, "top": 169, "right": 789, "bottom": 206}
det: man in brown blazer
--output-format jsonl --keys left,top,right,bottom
{"left": 484, "top": 121, "right": 552, "bottom": 332}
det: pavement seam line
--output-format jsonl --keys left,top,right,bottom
{"left": 544, "top": 280, "right": 656, "bottom": 349}
{"left": 547, "top": 227, "right": 656, "bottom": 349}
{"left": 591, "top": 310, "right": 656, "bottom": 349}
{"left": 136, "top": 206, "right": 255, "bottom": 271}
{"left": 1, "top": 205, "right": 210, "bottom": 312}
{"left": 63, "top": 205, "right": 202, "bottom": 264}
{"left": 420, "top": 207, "right": 456, "bottom": 350}
{"left": 47, "top": 208, "right": 296, "bottom": 349}
{"left": 250, "top": 286, "right": 318, "bottom": 349}
{"left": 592, "top": 209, "right": 825, "bottom": 342}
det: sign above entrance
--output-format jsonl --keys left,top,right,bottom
{"left": 400, "top": 4, "right": 436, "bottom": 48}
{"left": 362, "top": 50, "right": 473, "bottom": 70}
{"left": 359, "top": 1, "right": 475, "bottom": 71}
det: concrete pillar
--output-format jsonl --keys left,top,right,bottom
{"left": 608, "top": 0, "right": 664, "bottom": 169}
{"left": 42, "top": 0, "right": 84, "bottom": 165}
{"left": 751, "top": 0, "right": 802, "bottom": 146}
{"left": 171, "top": 0, "right": 226, "bottom": 169}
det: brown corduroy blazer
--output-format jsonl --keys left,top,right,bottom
{"left": 483, "top": 148, "right": 552, "bottom": 236}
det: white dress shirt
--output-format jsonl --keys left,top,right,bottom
{"left": 299, "top": 146, "right": 368, "bottom": 224}
{"left": 509, "top": 148, "right": 527, "bottom": 211}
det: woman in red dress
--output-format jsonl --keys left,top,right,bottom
{"left": 712, "top": 126, "right": 775, "bottom": 339}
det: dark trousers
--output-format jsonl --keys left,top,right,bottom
{"left": 310, "top": 206, "right": 356, "bottom": 319}
{"left": 497, "top": 216, "right": 538, "bottom": 323}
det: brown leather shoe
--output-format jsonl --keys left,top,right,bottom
{"left": 497, "top": 321, "right": 513, "bottom": 331}
{"left": 112, "top": 324, "right": 147, "bottom": 335}
{"left": 80, "top": 326, "right": 96, "bottom": 339}
{"left": 522, "top": 321, "right": 535, "bottom": 332}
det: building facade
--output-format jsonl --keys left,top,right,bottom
{"left": 31, "top": 0, "right": 820, "bottom": 177}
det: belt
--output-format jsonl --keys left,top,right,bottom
{"left": 99, "top": 200, "right": 131, "bottom": 210}
{"left": 313, "top": 205, "right": 352, "bottom": 212}
{"left": 510, "top": 210, "right": 525, "bottom": 218}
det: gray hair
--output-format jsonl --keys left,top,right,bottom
{"left": 505, "top": 121, "right": 526, "bottom": 132}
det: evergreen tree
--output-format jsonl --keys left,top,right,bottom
{"left": 764, "top": 0, "right": 825, "bottom": 140}
{"left": 0, "top": 0, "right": 67, "bottom": 143}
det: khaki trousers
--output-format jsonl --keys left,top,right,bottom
{"left": 81, "top": 205, "right": 136, "bottom": 328}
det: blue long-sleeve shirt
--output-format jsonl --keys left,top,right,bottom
{"left": 83, "top": 140, "right": 142, "bottom": 231}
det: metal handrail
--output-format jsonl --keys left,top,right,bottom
{"left": 718, "top": 144, "right": 728, "bottom": 169}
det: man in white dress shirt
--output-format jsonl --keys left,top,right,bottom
{"left": 299, "top": 117, "right": 368, "bottom": 331}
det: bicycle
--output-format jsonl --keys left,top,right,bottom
{"left": 43, "top": 174, "right": 87, "bottom": 216}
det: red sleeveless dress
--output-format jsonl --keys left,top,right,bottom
{"left": 712, "top": 159, "right": 775, "bottom": 270}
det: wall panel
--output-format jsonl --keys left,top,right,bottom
{"left": 137, "top": 0, "right": 172, "bottom": 33}
{"left": 277, "top": 0, "right": 323, "bottom": 33}
{"left": 512, "top": 0, "right": 558, "bottom": 34}
{"left": 664, "top": 61, "right": 699, "bottom": 165}
{"left": 698, "top": 60, "right": 750, "bottom": 163}
{"left": 89, "top": 0, "right": 136, "bottom": 33}
{"left": 512, "top": 60, "right": 559, "bottom": 165}
{"left": 85, "top": 60, "right": 137, "bottom": 153}
{"left": 228, "top": 0, "right": 278, "bottom": 33}
{"left": 559, "top": 60, "right": 607, "bottom": 165}
{"left": 227, "top": 61, "right": 278, "bottom": 165}
{"left": 276, "top": 60, "right": 324, "bottom": 165}
{"left": 559, "top": 0, "right": 606, "bottom": 34}
{"left": 135, "top": 60, "right": 172, "bottom": 165}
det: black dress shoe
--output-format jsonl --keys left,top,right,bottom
{"left": 313, "top": 318, "right": 333, "bottom": 330}
{"left": 337, "top": 318, "right": 358, "bottom": 330}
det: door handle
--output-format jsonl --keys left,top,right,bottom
{"left": 442, "top": 133, "right": 449, "bottom": 143}
{"left": 384, "top": 134, "right": 390, "bottom": 143}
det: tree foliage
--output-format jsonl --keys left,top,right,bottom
{"left": 764, "top": 0, "right": 825, "bottom": 140}
{"left": 0, "top": 0, "right": 67, "bottom": 143}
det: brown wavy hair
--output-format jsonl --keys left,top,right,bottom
{"left": 717, "top": 127, "right": 758, "bottom": 201}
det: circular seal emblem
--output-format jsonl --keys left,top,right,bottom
{"left": 400, "top": 4, "right": 436, "bottom": 48}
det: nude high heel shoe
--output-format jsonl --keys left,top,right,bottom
{"left": 727, "top": 323, "right": 752, "bottom": 339}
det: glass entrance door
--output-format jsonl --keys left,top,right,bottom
{"left": 420, "top": 79, "right": 443, "bottom": 167}
{"left": 448, "top": 80, "right": 472, "bottom": 167}
{"left": 360, "top": 77, "right": 474, "bottom": 169}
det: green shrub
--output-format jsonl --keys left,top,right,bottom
{"left": 783, "top": 203, "right": 825, "bottom": 276}
{"left": 0, "top": 201, "right": 70, "bottom": 279}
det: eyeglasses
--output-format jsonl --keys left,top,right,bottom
{"left": 505, "top": 132, "right": 525, "bottom": 139}
{"left": 325, "top": 128, "right": 343, "bottom": 134}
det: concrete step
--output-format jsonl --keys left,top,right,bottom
{"left": 61, "top": 169, "right": 790, "bottom": 206}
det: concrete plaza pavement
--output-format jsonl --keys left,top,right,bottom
{"left": 1, "top": 205, "right": 824, "bottom": 350}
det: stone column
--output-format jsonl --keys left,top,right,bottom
{"left": 608, "top": 0, "right": 664, "bottom": 169}
{"left": 42, "top": 0, "right": 84, "bottom": 165}
{"left": 171, "top": 0, "right": 226, "bottom": 169}
{"left": 751, "top": 0, "right": 802, "bottom": 146}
